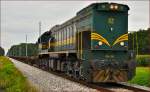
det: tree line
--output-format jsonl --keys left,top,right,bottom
{"left": 129, "top": 28, "right": 150, "bottom": 55}
{"left": 7, "top": 43, "right": 38, "bottom": 57}
{"left": 0, "top": 46, "right": 5, "bottom": 56}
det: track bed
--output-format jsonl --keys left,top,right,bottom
{"left": 10, "top": 57, "right": 150, "bottom": 92}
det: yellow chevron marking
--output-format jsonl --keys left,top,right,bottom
{"left": 113, "top": 34, "right": 128, "bottom": 46}
{"left": 91, "top": 33, "right": 110, "bottom": 46}
{"left": 91, "top": 32, "right": 128, "bottom": 47}
{"left": 93, "top": 69, "right": 128, "bottom": 82}
{"left": 98, "top": 70, "right": 106, "bottom": 81}
{"left": 113, "top": 70, "right": 128, "bottom": 82}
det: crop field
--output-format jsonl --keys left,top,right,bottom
{"left": 0, "top": 56, "right": 37, "bottom": 92}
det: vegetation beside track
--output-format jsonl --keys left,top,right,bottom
{"left": 129, "top": 55, "right": 150, "bottom": 87}
{"left": 0, "top": 56, "right": 37, "bottom": 92}
{"left": 129, "top": 67, "right": 150, "bottom": 87}
{"left": 136, "top": 55, "right": 150, "bottom": 66}
{"left": 7, "top": 43, "right": 38, "bottom": 57}
{"left": 129, "top": 28, "right": 150, "bottom": 55}
{"left": 0, "top": 47, "right": 5, "bottom": 56}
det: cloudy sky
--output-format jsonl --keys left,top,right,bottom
{"left": 1, "top": 0, "right": 149, "bottom": 53}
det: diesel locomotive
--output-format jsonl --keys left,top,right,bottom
{"left": 37, "top": 3, "right": 136, "bottom": 82}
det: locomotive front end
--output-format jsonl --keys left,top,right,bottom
{"left": 91, "top": 3, "right": 135, "bottom": 82}
{"left": 80, "top": 3, "right": 136, "bottom": 82}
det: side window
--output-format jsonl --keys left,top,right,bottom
{"left": 65, "top": 28, "right": 67, "bottom": 45}
{"left": 66, "top": 27, "right": 69, "bottom": 45}
{"left": 62, "top": 29, "right": 64, "bottom": 46}
{"left": 69, "top": 26, "right": 72, "bottom": 45}
{"left": 59, "top": 31, "right": 61, "bottom": 46}
{"left": 64, "top": 29, "right": 66, "bottom": 45}
{"left": 67, "top": 27, "right": 70, "bottom": 38}
{"left": 55, "top": 32, "right": 57, "bottom": 46}
{"left": 73, "top": 23, "right": 76, "bottom": 43}
{"left": 70, "top": 26, "right": 72, "bottom": 37}
{"left": 57, "top": 32, "right": 59, "bottom": 46}
{"left": 59, "top": 31, "right": 61, "bottom": 44}
{"left": 72, "top": 25, "right": 74, "bottom": 36}
{"left": 56, "top": 32, "right": 58, "bottom": 41}
{"left": 74, "top": 23, "right": 76, "bottom": 35}
{"left": 54, "top": 33, "right": 56, "bottom": 41}
{"left": 63, "top": 29, "right": 65, "bottom": 40}
{"left": 61, "top": 30, "right": 63, "bottom": 46}
{"left": 70, "top": 25, "right": 73, "bottom": 45}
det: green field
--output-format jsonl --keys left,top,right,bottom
{"left": 129, "top": 67, "right": 150, "bottom": 87}
{"left": 0, "top": 56, "right": 37, "bottom": 92}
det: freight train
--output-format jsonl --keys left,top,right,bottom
{"left": 37, "top": 2, "right": 136, "bottom": 82}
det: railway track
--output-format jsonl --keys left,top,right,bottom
{"left": 95, "top": 82, "right": 150, "bottom": 92}
{"left": 10, "top": 57, "right": 150, "bottom": 92}
{"left": 39, "top": 69, "right": 150, "bottom": 92}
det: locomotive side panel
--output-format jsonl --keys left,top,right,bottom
{"left": 47, "top": 17, "right": 78, "bottom": 53}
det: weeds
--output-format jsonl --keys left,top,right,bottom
{"left": 0, "top": 56, "right": 37, "bottom": 92}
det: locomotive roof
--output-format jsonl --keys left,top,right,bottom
{"left": 50, "top": 16, "right": 76, "bottom": 33}
{"left": 49, "top": 2, "right": 129, "bottom": 33}
{"left": 77, "top": 2, "right": 129, "bottom": 15}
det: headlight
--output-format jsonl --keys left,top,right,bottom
{"left": 120, "top": 42, "right": 124, "bottom": 46}
{"left": 110, "top": 5, "right": 114, "bottom": 9}
{"left": 114, "top": 5, "right": 118, "bottom": 9}
{"left": 98, "top": 41, "right": 103, "bottom": 46}
{"left": 110, "top": 5, "right": 118, "bottom": 10}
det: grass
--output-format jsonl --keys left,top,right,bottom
{"left": 129, "top": 55, "right": 150, "bottom": 87}
{"left": 129, "top": 67, "right": 150, "bottom": 87}
{"left": 0, "top": 56, "right": 37, "bottom": 92}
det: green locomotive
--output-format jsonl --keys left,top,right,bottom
{"left": 38, "top": 3, "right": 136, "bottom": 82}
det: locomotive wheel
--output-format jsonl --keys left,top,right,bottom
{"left": 85, "top": 69, "right": 93, "bottom": 83}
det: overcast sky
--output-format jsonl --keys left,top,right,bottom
{"left": 1, "top": 0, "right": 149, "bottom": 53}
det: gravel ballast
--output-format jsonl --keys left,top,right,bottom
{"left": 10, "top": 58, "right": 98, "bottom": 92}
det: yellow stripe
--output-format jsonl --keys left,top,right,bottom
{"left": 113, "top": 34, "right": 128, "bottom": 46}
{"left": 47, "top": 33, "right": 128, "bottom": 48}
{"left": 51, "top": 36, "right": 76, "bottom": 46}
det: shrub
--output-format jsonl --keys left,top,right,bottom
{"left": 0, "top": 47, "right": 5, "bottom": 56}
{"left": 136, "top": 55, "right": 150, "bottom": 66}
